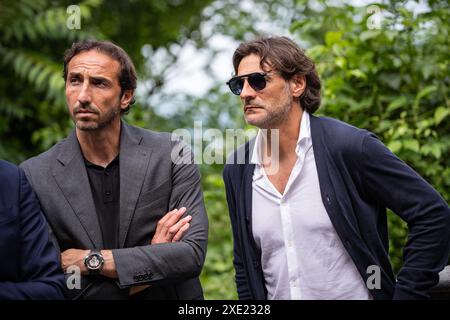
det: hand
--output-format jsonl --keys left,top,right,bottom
{"left": 151, "top": 207, "right": 192, "bottom": 244}
{"left": 61, "top": 248, "right": 90, "bottom": 275}
{"left": 129, "top": 285, "right": 150, "bottom": 296}
{"left": 129, "top": 208, "right": 191, "bottom": 296}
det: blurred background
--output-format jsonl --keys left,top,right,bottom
{"left": 0, "top": 0, "right": 448, "bottom": 299}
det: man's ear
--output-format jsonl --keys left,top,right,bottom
{"left": 120, "top": 90, "right": 134, "bottom": 109}
{"left": 291, "top": 74, "right": 306, "bottom": 98}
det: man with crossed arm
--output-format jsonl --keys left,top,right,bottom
{"left": 21, "top": 40, "right": 208, "bottom": 299}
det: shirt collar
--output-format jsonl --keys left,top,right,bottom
{"left": 250, "top": 110, "right": 311, "bottom": 165}
{"left": 295, "top": 110, "right": 311, "bottom": 155}
{"left": 84, "top": 154, "right": 120, "bottom": 170}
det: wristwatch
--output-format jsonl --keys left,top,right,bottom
{"left": 84, "top": 250, "right": 104, "bottom": 275}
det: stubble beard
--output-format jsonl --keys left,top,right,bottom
{"left": 249, "top": 101, "right": 291, "bottom": 129}
{"left": 246, "top": 86, "right": 292, "bottom": 129}
{"left": 73, "top": 103, "right": 121, "bottom": 131}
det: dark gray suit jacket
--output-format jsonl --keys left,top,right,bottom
{"left": 21, "top": 121, "right": 208, "bottom": 300}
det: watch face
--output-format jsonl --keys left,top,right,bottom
{"left": 87, "top": 253, "right": 103, "bottom": 270}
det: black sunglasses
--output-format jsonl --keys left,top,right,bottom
{"left": 226, "top": 72, "right": 269, "bottom": 95}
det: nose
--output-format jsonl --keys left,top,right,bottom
{"left": 240, "top": 78, "right": 256, "bottom": 101}
{"left": 77, "top": 81, "right": 92, "bottom": 106}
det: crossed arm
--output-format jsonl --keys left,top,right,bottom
{"left": 60, "top": 141, "right": 208, "bottom": 294}
{"left": 60, "top": 207, "right": 192, "bottom": 294}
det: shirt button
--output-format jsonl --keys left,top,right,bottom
{"left": 105, "top": 191, "right": 111, "bottom": 196}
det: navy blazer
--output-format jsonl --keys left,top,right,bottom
{"left": 0, "top": 160, "right": 64, "bottom": 299}
{"left": 223, "top": 115, "right": 450, "bottom": 300}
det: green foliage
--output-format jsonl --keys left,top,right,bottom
{"left": 0, "top": 0, "right": 102, "bottom": 162}
{"left": 0, "top": 0, "right": 211, "bottom": 162}
{"left": 200, "top": 169, "right": 237, "bottom": 299}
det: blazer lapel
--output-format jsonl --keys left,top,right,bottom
{"left": 118, "top": 122, "right": 153, "bottom": 247}
{"left": 309, "top": 115, "right": 362, "bottom": 241}
{"left": 241, "top": 164, "right": 255, "bottom": 229}
{"left": 53, "top": 130, "right": 103, "bottom": 249}
{"left": 240, "top": 139, "right": 258, "bottom": 254}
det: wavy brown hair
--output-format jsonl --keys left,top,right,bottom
{"left": 232, "top": 36, "right": 321, "bottom": 113}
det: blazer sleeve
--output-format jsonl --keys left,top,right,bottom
{"left": 112, "top": 139, "right": 209, "bottom": 287}
{"left": 21, "top": 164, "right": 62, "bottom": 253}
{"left": 0, "top": 167, "right": 65, "bottom": 300}
{"left": 223, "top": 165, "right": 252, "bottom": 300}
{"left": 359, "top": 133, "right": 450, "bottom": 299}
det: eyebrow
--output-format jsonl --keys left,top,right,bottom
{"left": 68, "top": 72, "right": 113, "bottom": 84}
{"left": 68, "top": 72, "right": 82, "bottom": 79}
{"left": 90, "top": 76, "right": 112, "bottom": 85}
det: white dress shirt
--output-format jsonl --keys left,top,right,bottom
{"left": 251, "top": 111, "right": 372, "bottom": 300}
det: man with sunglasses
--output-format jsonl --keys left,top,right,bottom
{"left": 223, "top": 36, "right": 450, "bottom": 300}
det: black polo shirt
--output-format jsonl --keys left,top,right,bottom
{"left": 84, "top": 156, "right": 120, "bottom": 249}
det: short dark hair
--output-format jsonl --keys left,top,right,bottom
{"left": 63, "top": 39, "right": 137, "bottom": 114}
{"left": 232, "top": 36, "right": 321, "bottom": 114}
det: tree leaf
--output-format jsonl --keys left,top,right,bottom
{"left": 325, "top": 31, "right": 342, "bottom": 46}
{"left": 434, "top": 106, "right": 449, "bottom": 125}
{"left": 416, "top": 85, "right": 438, "bottom": 102}
{"left": 359, "top": 30, "right": 380, "bottom": 42}
{"left": 403, "top": 139, "right": 420, "bottom": 152}
{"left": 387, "top": 96, "right": 408, "bottom": 113}
{"left": 387, "top": 141, "right": 402, "bottom": 153}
